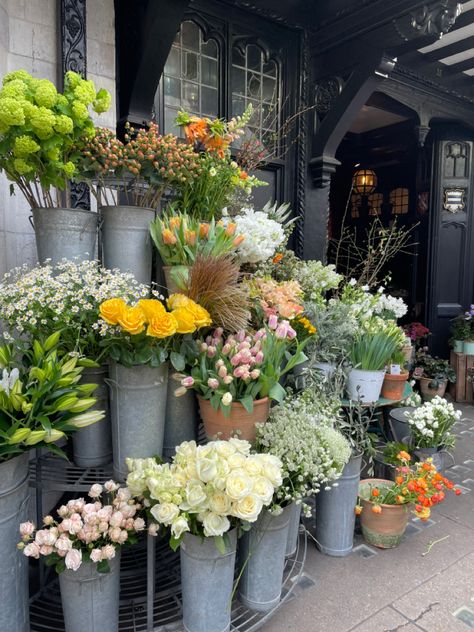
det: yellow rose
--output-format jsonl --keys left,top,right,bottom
{"left": 167, "top": 293, "right": 191, "bottom": 310}
{"left": 172, "top": 308, "right": 197, "bottom": 334}
{"left": 147, "top": 312, "right": 178, "bottom": 338}
{"left": 117, "top": 306, "right": 146, "bottom": 335}
{"left": 99, "top": 298, "right": 126, "bottom": 325}
{"left": 137, "top": 299, "right": 166, "bottom": 322}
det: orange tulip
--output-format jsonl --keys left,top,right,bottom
{"left": 162, "top": 228, "right": 177, "bottom": 245}
{"left": 199, "top": 223, "right": 210, "bottom": 238}
{"left": 225, "top": 222, "right": 237, "bottom": 236}
{"left": 185, "top": 230, "right": 196, "bottom": 246}
{"left": 169, "top": 216, "right": 181, "bottom": 230}
{"left": 233, "top": 235, "right": 245, "bottom": 247}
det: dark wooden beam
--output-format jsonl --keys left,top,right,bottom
{"left": 439, "top": 55, "right": 474, "bottom": 76}
{"left": 423, "top": 35, "right": 474, "bottom": 62}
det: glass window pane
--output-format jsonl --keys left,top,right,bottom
{"left": 232, "top": 47, "right": 245, "bottom": 67}
{"left": 164, "top": 47, "right": 181, "bottom": 77}
{"left": 232, "top": 96, "right": 245, "bottom": 117}
{"left": 182, "top": 81, "right": 199, "bottom": 111}
{"left": 183, "top": 51, "right": 198, "bottom": 81}
{"left": 232, "top": 67, "right": 245, "bottom": 95}
{"left": 247, "top": 44, "right": 261, "bottom": 71}
{"left": 181, "top": 21, "right": 199, "bottom": 51}
{"left": 201, "top": 38, "right": 217, "bottom": 58}
{"left": 201, "top": 86, "right": 218, "bottom": 116}
{"left": 262, "top": 76, "right": 276, "bottom": 102}
{"left": 263, "top": 59, "right": 276, "bottom": 77}
{"left": 164, "top": 108, "right": 180, "bottom": 136}
{"left": 201, "top": 57, "right": 218, "bottom": 87}
{"left": 164, "top": 76, "right": 181, "bottom": 107}
{"left": 247, "top": 72, "right": 261, "bottom": 99}
{"left": 261, "top": 102, "right": 277, "bottom": 129}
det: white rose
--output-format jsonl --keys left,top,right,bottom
{"left": 90, "top": 549, "right": 102, "bottom": 563}
{"left": 150, "top": 503, "right": 180, "bottom": 525}
{"left": 195, "top": 457, "right": 218, "bottom": 483}
{"left": 226, "top": 469, "right": 253, "bottom": 500}
{"left": 181, "top": 481, "right": 208, "bottom": 512}
{"left": 228, "top": 437, "right": 251, "bottom": 455}
{"left": 260, "top": 458, "right": 283, "bottom": 488}
{"left": 202, "top": 512, "right": 230, "bottom": 537}
{"left": 209, "top": 492, "right": 232, "bottom": 515}
{"left": 252, "top": 476, "right": 275, "bottom": 505}
{"left": 228, "top": 453, "right": 247, "bottom": 470}
{"left": 214, "top": 441, "right": 237, "bottom": 458}
{"left": 65, "top": 549, "right": 82, "bottom": 571}
{"left": 55, "top": 536, "right": 73, "bottom": 553}
{"left": 171, "top": 516, "right": 190, "bottom": 539}
{"left": 244, "top": 456, "right": 263, "bottom": 477}
{"left": 232, "top": 494, "right": 263, "bottom": 523}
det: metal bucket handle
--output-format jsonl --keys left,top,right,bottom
{"left": 28, "top": 215, "right": 34, "bottom": 230}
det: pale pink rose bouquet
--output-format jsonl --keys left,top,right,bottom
{"left": 18, "top": 481, "right": 145, "bottom": 573}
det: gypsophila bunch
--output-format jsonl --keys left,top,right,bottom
{"left": 226, "top": 207, "right": 286, "bottom": 264}
{"left": 18, "top": 481, "right": 145, "bottom": 574}
{"left": 405, "top": 396, "right": 461, "bottom": 450}
{"left": 255, "top": 390, "right": 351, "bottom": 510}
{"left": 126, "top": 438, "right": 283, "bottom": 552}
{"left": 0, "top": 259, "right": 150, "bottom": 360}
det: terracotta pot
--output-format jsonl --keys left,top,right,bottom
{"left": 198, "top": 396, "right": 270, "bottom": 441}
{"left": 419, "top": 376, "right": 447, "bottom": 401}
{"left": 381, "top": 372, "right": 408, "bottom": 400}
{"left": 402, "top": 345, "right": 414, "bottom": 365}
{"left": 359, "top": 478, "right": 411, "bottom": 549}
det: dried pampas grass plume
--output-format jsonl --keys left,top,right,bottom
{"left": 185, "top": 254, "right": 250, "bottom": 333}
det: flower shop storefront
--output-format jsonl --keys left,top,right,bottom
{"left": 0, "top": 1, "right": 472, "bottom": 631}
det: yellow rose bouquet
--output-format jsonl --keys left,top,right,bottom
{"left": 98, "top": 295, "right": 211, "bottom": 369}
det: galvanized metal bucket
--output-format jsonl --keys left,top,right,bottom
{"left": 238, "top": 506, "right": 291, "bottom": 612}
{"left": 388, "top": 406, "right": 415, "bottom": 443}
{"left": 59, "top": 551, "right": 121, "bottom": 632}
{"left": 285, "top": 502, "right": 302, "bottom": 558}
{"left": 100, "top": 205, "right": 155, "bottom": 285}
{"left": 32, "top": 207, "right": 97, "bottom": 265}
{"left": 0, "top": 452, "right": 30, "bottom": 632}
{"left": 181, "top": 529, "right": 237, "bottom": 632}
{"left": 163, "top": 375, "right": 199, "bottom": 460}
{"left": 108, "top": 361, "right": 169, "bottom": 481}
{"left": 315, "top": 452, "right": 362, "bottom": 556}
{"left": 73, "top": 365, "right": 112, "bottom": 468}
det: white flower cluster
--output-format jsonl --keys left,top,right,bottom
{"left": 256, "top": 393, "right": 351, "bottom": 505}
{"left": 405, "top": 396, "right": 461, "bottom": 449}
{"left": 294, "top": 261, "right": 342, "bottom": 303}
{"left": 374, "top": 293, "right": 408, "bottom": 320}
{"left": 228, "top": 207, "right": 285, "bottom": 264}
{"left": 126, "top": 439, "right": 283, "bottom": 540}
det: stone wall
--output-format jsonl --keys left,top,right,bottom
{"left": 0, "top": 0, "right": 116, "bottom": 277}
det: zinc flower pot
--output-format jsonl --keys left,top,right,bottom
{"left": 181, "top": 529, "right": 237, "bottom": 632}
{"left": 463, "top": 340, "right": 474, "bottom": 355}
{"left": 413, "top": 447, "right": 449, "bottom": 473}
{"left": 359, "top": 479, "right": 410, "bottom": 549}
{"left": 32, "top": 207, "right": 97, "bottom": 265}
{"left": 59, "top": 551, "right": 121, "bottom": 632}
{"left": 285, "top": 501, "right": 302, "bottom": 558}
{"left": 238, "top": 506, "right": 291, "bottom": 613}
{"left": 198, "top": 396, "right": 270, "bottom": 442}
{"left": 388, "top": 407, "right": 415, "bottom": 443}
{"left": 108, "top": 361, "right": 169, "bottom": 481}
{"left": 315, "top": 452, "right": 362, "bottom": 556}
{"left": 419, "top": 377, "right": 447, "bottom": 401}
{"left": 453, "top": 340, "right": 464, "bottom": 353}
{"left": 0, "top": 453, "right": 30, "bottom": 632}
{"left": 381, "top": 372, "right": 408, "bottom": 401}
{"left": 163, "top": 378, "right": 199, "bottom": 460}
{"left": 73, "top": 365, "right": 112, "bottom": 468}
{"left": 347, "top": 369, "right": 385, "bottom": 403}
{"left": 100, "top": 205, "right": 155, "bottom": 285}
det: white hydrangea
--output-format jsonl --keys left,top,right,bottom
{"left": 229, "top": 207, "right": 285, "bottom": 264}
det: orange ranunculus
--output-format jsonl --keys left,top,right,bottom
{"left": 137, "top": 299, "right": 166, "bottom": 322}
{"left": 147, "top": 312, "right": 178, "bottom": 338}
{"left": 273, "top": 253, "right": 284, "bottom": 264}
{"left": 397, "top": 451, "right": 411, "bottom": 462}
{"left": 233, "top": 235, "right": 245, "bottom": 247}
{"left": 225, "top": 222, "right": 237, "bottom": 236}
{"left": 185, "top": 229, "right": 197, "bottom": 246}
{"left": 199, "top": 223, "right": 210, "bottom": 239}
{"left": 168, "top": 216, "right": 181, "bottom": 230}
{"left": 371, "top": 488, "right": 380, "bottom": 497}
{"left": 354, "top": 505, "right": 362, "bottom": 515}
{"left": 371, "top": 505, "right": 382, "bottom": 514}
{"left": 99, "top": 298, "right": 126, "bottom": 325}
{"left": 395, "top": 476, "right": 404, "bottom": 485}
{"left": 418, "top": 507, "right": 431, "bottom": 521}
{"left": 395, "top": 495, "right": 405, "bottom": 504}
{"left": 118, "top": 306, "right": 146, "bottom": 335}
{"left": 172, "top": 308, "right": 197, "bottom": 334}
{"left": 162, "top": 228, "right": 177, "bottom": 245}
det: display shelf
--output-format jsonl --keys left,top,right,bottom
{"left": 29, "top": 528, "right": 307, "bottom": 632}
{"left": 29, "top": 455, "right": 114, "bottom": 492}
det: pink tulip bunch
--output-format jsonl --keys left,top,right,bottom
{"left": 18, "top": 480, "right": 145, "bottom": 573}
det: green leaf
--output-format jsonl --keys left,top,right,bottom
{"left": 169, "top": 535, "right": 182, "bottom": 552}
{"left": 55, "top": 559, "right": 66, "bottom": 574}
{"left": 97, "top": 559, "right": 110, "bottom": 573}
{"left": 240, "top": 395, "right": 254, "bottom": 414}
{"left": 170, "top": 351, "right": 185, "bottom": 372}
{"left": 214, "top": 535, "right": 226, "bottom": 555}
{"left": 268, "top": 381, "right": 286, "bottom": 403}
{"left": 43, "top": 331, "right": 61, "bottom": 351}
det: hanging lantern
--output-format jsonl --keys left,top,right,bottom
{"left": 352, "top": 169, "right": 377, "bottom": 195}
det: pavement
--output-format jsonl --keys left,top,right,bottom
{"left": 262, "top": 404, "right": 474, "bottom": 632}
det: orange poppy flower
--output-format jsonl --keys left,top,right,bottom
{"left": 371, "top": 505, "right": 382, "bottom": 514}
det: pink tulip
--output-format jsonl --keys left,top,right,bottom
{"left": 268, "top": 314, "right": 278, "bottom": 329}
{"left": 181, "top": 377, "right": 195, "bottom": 388}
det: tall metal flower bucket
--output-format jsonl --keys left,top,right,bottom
{"left": 181, "top": 529, "right": 237, "bottom": 632}
{"left": 73, "top": 365, "right": 112, "bottom": 468}
{"left": 163, "top": 375, "right": 199, "bottom": 460}
{"left": 108, "top": 361, "right": 169, "bottom": 481}
{"left": 285, "top": 502, "right": 302, "bottom": 558}
{"left": 238, "top": 506, "right": 291, "bottom": 612}
{"left": 32, "top": 207, "right": 97, "bottom": 265}
{"left": 59, "top": 551, "right": 121, "bottom": 632}
{"left": 315, "top": 452, "right": 363, "bottom": 556}
{"left": 100, "top": 205, "right": 155, "bottom": 285}
{"left": 0, "top": 453, "right": 30, "bottom": 632}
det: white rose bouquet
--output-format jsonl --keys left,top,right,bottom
{"left": 19, "top": 481, "right": 145, "bottom": 573}
{"left": 126, "top": 438, "right": 283, "bottom": 552}
{"left": 405, "top": 396, "right": 461, "bottom": 450}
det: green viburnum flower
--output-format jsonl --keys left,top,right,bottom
{"left": 2, "top": 69, "right": 31, "bottom": 84}
{"left": 13, "top": 158, "right": 34, "bottom": 174}
{"left": 93, "top": 88, "right": 111, "bottom": 114}
{"left": 71, "top": 101, "right": 89, "bottom": 121}
{"left": 73, "top": 80, "right": 96, "bottom": 105}
{"left": 64, "top": 71, "right": 82, "bottom": 90}
{"left": 0, "top": 97, "right": 26, "bottom": 127}
{"left": 62, "top": 161, "right": 75, "bottom": 178}
{"left": 54, "top": 114, "right": 74, "bottom": 134}
{"left": 0, "top": 79, "right": 28, "bottom": 100}
{"left": 34, "top": 79, "right": 58, "bottom": 108}
{"left": 45, "top": 147, "right": 60, "bottom": 161}
{"left": 29, "top": 106, "right": 56, "bottom": 139}
{"left": 13, "top": 135, "right": 40, "bottom": 157}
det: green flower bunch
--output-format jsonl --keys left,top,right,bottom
{"left": 0, "top": 69, "right": 110, "bottom": 208}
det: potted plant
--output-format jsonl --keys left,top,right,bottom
{"left": 0, "top": 260, "right": 150, "bottom": 468}
{"left": 356, "top": 452, "right": 460, "bottom": 548}
{"left": 126, "top": 439, "right": 282, "bottom": 632}
{"left": 98, "top": 294, "right": 211, "bottom": 480}
{"left": 449, "top": 313, "right": 470, "bottom": 353}
{"left": 19, "top": 481, "right": 145, "bottom": 632}
{"left": 0, "top": 333, "right": 104, "bottom": 632}
{"left": 0, "top": 70, "right": 110, "bottom": 264}
{"left": 380, "top": 349, "right": 409, "bottom": 400}
{"left": 404, "top": 396, "right": 461, "bottom": 471}
{"left": 402, "top": 322, "right": 430, "bottom": 349}
{"left": 177, "top": 316, "right": 309, "bottom": 441}
{"left": 462, "top": 306, "right": 474, "bottom": 355}
{"left": 413, "top": 350, "right": 456, "bottom": 400}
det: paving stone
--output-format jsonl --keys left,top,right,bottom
{"left": 349, "top": 607, "right": 410, "bottom": 631}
